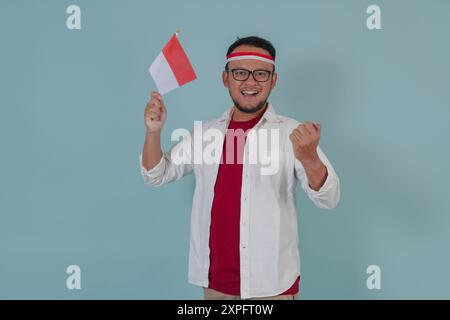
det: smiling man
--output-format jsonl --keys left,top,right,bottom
{"left": 140, "top": 36, "right": 340, "bottom": 300}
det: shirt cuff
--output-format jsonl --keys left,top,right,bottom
{"left": 304, "top": 163, "right": 336, "bottom": 195}
{"left": 139, "top": 153, "right": 165, "bottom": 178}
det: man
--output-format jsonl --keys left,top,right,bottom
{"left": 140, "top": 36, "right": 340, "bottom": 300}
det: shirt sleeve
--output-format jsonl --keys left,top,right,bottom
{"left": 294, "top": 146, "right": 341, "bottom": 209}
{"left": 139, "top": 130, "right": 194, "bottom": 187}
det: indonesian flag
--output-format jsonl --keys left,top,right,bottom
{"left": 149, "top": 33, "right": 197, "bottom": 95}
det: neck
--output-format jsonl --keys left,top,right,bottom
{"left": 231, "top": 103, "right": 268, "bottom": 122}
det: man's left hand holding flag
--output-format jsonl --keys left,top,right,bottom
{"left": 142, "top": 32, "right": 197, "bottom": 171}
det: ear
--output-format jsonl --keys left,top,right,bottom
{"left": 271, "top": 72, "right": 278, "bottom": 90}
{"left": 222, "top": 70, "right": 229, "bottom": 88}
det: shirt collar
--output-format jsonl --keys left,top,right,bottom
{"left": 218, "top": 103, "right": 282, "bottom": 123}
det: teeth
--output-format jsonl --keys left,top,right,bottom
{"left": 241, "top": 90, "right": 259, "bottom": 95}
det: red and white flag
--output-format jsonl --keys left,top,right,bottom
{"left": 149, "top": 33, "right": 197, "bottom": 95}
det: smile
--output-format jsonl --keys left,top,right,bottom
{"left": 241, "top": 90, "right": 260, "bottom": 96}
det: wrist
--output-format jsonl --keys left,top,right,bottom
{"left": 300, "top": 154, "right": 322, "bottom": 170}
{"left": 146, "top": 129, "right": 161, "bottom": 138}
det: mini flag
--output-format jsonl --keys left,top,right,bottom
{"left": 149, "top": 33, "right": 197, "bottom": 95}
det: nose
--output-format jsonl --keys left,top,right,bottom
{"left": 243, "top": 72, "right": 258, "bottom": 85}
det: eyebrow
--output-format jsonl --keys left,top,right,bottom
{"left": 230, "top": 67, "right": 274, "bottom": 72}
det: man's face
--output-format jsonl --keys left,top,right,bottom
{"left": 223, "top": 45, "right": 277, "bottom": 114}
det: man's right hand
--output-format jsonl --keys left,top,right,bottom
{"left": 145, "top": 91, "right": 167, "bottom": 133}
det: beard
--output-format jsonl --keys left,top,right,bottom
{"left": 229, "top": 91, "right": 270, "bottom": 114}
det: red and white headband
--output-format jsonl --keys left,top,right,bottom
{"left": 226, "top": 52, "right": 275, "bottom": 65}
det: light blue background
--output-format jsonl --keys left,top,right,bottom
{"left": 1, "top": 0, "right": 450, "bottom": 299}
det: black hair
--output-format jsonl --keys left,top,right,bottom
{"left": 225, "top": 36, "right": 276, "bottom": 71}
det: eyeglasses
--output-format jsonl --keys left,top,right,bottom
{"left": 226, "top": 68, "right": 274, "bottom": 82}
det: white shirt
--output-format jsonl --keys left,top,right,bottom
{"left": 139, "top": 103, "right": 340, "bottom": 299}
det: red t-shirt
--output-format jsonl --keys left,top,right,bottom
{"left": 208, "top": 110, "right": 300, "bottom": 296}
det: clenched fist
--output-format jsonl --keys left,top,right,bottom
{"left": 289, "top": 122, "right": 321, "bottom": 165}
{"left": 145, "top": 91, "right": 167, "bottom": 133}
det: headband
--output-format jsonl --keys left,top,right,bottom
{"left": 226, "top": 52, "right": 275, "bottom": 65}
